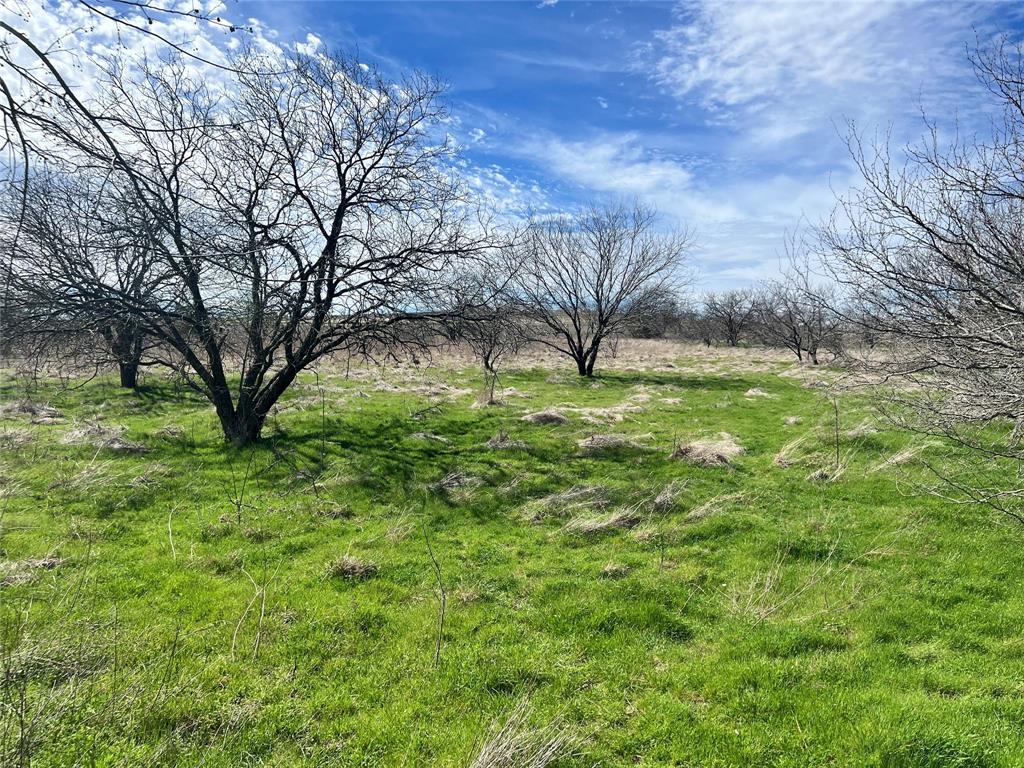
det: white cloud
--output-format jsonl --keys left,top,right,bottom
{"left": 643, "top": 0, "right": 984, "bottom": 146}
{"left": 596, "top": 96, "right": 608, "bottom": 109}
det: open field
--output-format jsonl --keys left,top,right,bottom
{"left": 2, "top": 342, "right": 1023, "bottom": 767}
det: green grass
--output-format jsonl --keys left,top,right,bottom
{"left": 2, "top": 351, "right": 1023, "bottom": 766}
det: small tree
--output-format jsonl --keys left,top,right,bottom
{"left": 514, "top": 202, "right": 690, "bottom": 377}
{"left": 703, "top": 289, "right": 756, "bottom": 347}
{"left": 446, "top": 265, "right": 522, "bottom": 406}
{"left": 753, "top": 245, "right": 843, "bottom": 364}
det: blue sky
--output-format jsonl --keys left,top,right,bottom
{"left": 23, "top": 0, "right": 1024, "bottom": 288}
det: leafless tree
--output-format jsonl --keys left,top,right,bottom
{"left": 703, "top": 288, "right": 755, "bottom": 347}
{"left": 9, "top": 51, "right": 495, "bottom": 444}
{"left": 754, "top": 241, "right": 843, "bottom": 364}
{"left": 514, "top": 202, "right": 691, "bottom": 376}
{"left": 444, "top": 262, "right": 523, "bottom": 405}
{"left": 0, "top": 172, "right": 163, "bottom": 388}
{"left": 817, "top": 37, "right": 1024, "bottom": 521}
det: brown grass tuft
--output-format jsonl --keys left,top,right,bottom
{"left": 468, "top": 698, "right": 577, "bottom": 768}
{"left": 327, "top": 555, "right": 378, "bottom": 581}
{"left": 653, "top": 480, "right": 684, "bottom": 512}
{"left": 564, "top": 508, "right": 642, "bottom": 535}
{"left": 0, "top": 556, "right": 63, "bottom": 587}
{"left": 685, "top": 492, "right": 747, "bottom": 523}
{"left": 521, "top": 409, "right": 569, "bottom": 426}
{"left": 600, "top": 562, "right": 632, "bottom": 579}
{"left": 486, "top": 431, "right": 528, "bottom": 450}
{"left": 576, "top": 433, "right": 643, "bottom": 454}
{"left": 523, "top": 485, "right": 609, "bottom": 523}
{"left": 744, "top": 387, "right": 773, "bottom": 398}
{"left": 670, "top": 433, "right": 744, "bottom": 467}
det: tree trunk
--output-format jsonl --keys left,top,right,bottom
{"left": 220, "top": 410, "right": 266, "bottom": 447}
{"left": 118, "top": 360, "right": 139, "bottom": 389}
{"left": 574, "top": 355, "right": 589, "bottom": 376}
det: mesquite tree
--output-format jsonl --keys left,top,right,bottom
{"left": 819, "top": 38, "right": 1024, "bottom": 521}
{"left": 703, "top": 289, "right": 755, "bottom": 347}
{"left": 1, "top": 173, "right": 161, "bottom": 388}
{"left": 515, "top": 202, "right": 690, "bottom": 376}
{"left": 11, "top": 52, "right": 494, "bottom": 444}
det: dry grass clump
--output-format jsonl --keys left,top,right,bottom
{"left": 871, "top": 444, "right": 926, "bottom": 473}
{"left": 521, "top": 409, "right": 569, "bottom": 426}
{"left": 62, "top": 422, "right": 146, "bottom": 453}
{"left": 744, "top": 387, "right": 773, "bottom": 398}
{"left": 157, "top": 424, "right": 186, "bottom": 439}
{"left": 844, "top": 419, "right": 879, "bottom": 438}
{"left": 411, "top": 431, "right": 450, "bottom": 444}
{"left": 574, "top": 402, "right": 644, "bottom": 426}
{"left": 0, "top": 399, "right": 63, "bottom": 421}
{"left": 0, "top": 427, "right": 34, "bottom": 449}
{"left": 600, "top": 562, "right": 632, "bottom": 579}
{"left": 660, "top": 397, "right": 683, "bottom": 405}
{"left": 653, "top": 480, "right": 685, "bottom": 512}
{"left": 806, "top": 465, "right": 846, "bottom": 482}
{"left": 685, "top": 492, "right": 747, "bottom": 523}
{"left": 434, "top": 470, "right": 484, "bottom": 492}
{"left": 468, "top": 699, "right": 577, "bottom": 768}
{"left": 486, "top": 431, "right": 528, "bottom": 450}
{"left": 670, "top": 433, "right": 744, "bottom": 467}
{"left": 327, "top": 555, "right": 378, "bottom": 581}
{"left": 773, "top": 435, "right": 810, "bottom": 468}
{"left": 0, "top": 556, "right": 63, "bottom": 587}
{"left": 784, "top": 415, "right": 803, "bottom": 426}
{"left": 576, "top": 433, "right": 644, "bottom": 454}
{"left": 524, "top": 485, "right": 609, "bottom": 523}
{"left": 564, "top": 508, "right": 642, "bottom": 535}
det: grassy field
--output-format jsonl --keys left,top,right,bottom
{"left": 2, "top": 343, "right": 1023, "bottom": 767}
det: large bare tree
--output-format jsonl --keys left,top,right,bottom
{"left": 514, "top": 202, "right": 690, "bottom": 377}
{"left": 8, "top": 52, "right": 495, "bottom": 443}
{"left": 818, "top": 38, "right": 1024, "bottom": 521}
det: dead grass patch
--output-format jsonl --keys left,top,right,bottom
{"left": 0, "top": 400, "right": 62, "bottom": 421}
{"left": 745, "top": 387, "right": 773, "bottom": 398}
{"left": 600, "top": 562, "right": 632, "bottom": 579}
{"left": 685, "top": 492, "right": 748, "bottom": 523}
{"left": 521, "top": 409, "right": 569, "bottom": 426}
{"left": 564, "top": 508, "right": 642, "bottom": 535}
{"left": 670, "top": 433, "right": 744, "bottom": 467}
{"left": 62, "top": 422, "right": 146, "bottom": 453}
{"left": 576, "top": 433, "right": 644, "bottom": 454}
{"left": 327, "top": 555, "right": 378, "bottom": 581}
{"left": 0, "top": 556, "right": 63, "bottom": 587}
{"left": 486, "top": 431, "right": 528, "bottom": 450}
{"left": 468, "top": 698, "right": 577, "bottom": 768}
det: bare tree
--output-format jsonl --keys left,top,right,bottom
{"left": 703, "top": 288, "right": 755, "bottom": 347}
{"left": 754, "top": 242, "right": 843, "bottom": 364}
{"left": 817, "top": 37, "right": 1024, "bottom": 520}
{"left": 0, "top": 172, "right": 163, "bottom": 388}
{"left": 514, "top": 202, "right": 690, "bottom": 377}
{"left": 10, "top": 52, "right": 495, "bottom": 444}
{"left": 445, "top": 263, "right": 522, "bottom": 405}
